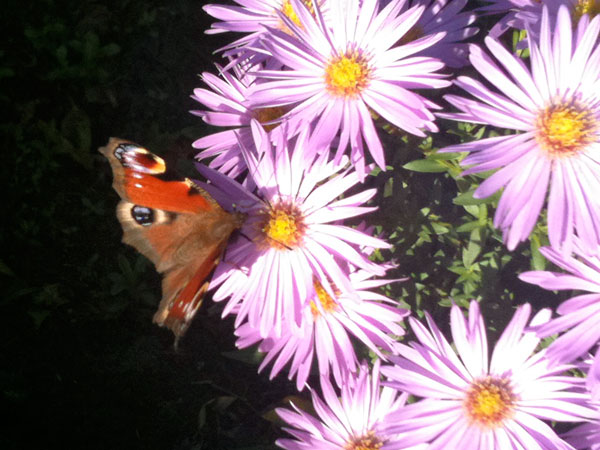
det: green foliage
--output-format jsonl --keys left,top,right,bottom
{"left": 373, "top": 118, "right": 563, "bottom": 336}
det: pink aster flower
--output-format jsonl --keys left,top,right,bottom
{"left": 276, "top": 361, "right": 425, "bottom": 450}
{"left": 191, "top": 68, "right": 257, "bottom": 178}
{"left": 475, "top": 1, "right": 540, "bottom": 37}
{"left": 440, "top": 5, "right": 600, "bottom": 252}
{"left": 590, "top": 348, "right": 600, "bottom": 402}
{"left": 477, "top": 0, "right": 536, "bottom": 14}
{"left": 250, "top": 0, "right": 450, "bottom": 179}
{"left": 197, "top": 121, "right": 390, "bottom": 339}
{"left": 519, "top": 244, "right": 600, "bottom": 363}
{"left": 234, "top": 265, "right": 408, "bottom": 391}
{"left": 381, "top": 301, "right": 595, "bottom": 449}
{"left": 203, "top": 0, "right": 327, "bottom": 66}
{"left": 386, "top": 0, "right": 479, "bottom": 68}
{"left": 544, "top": 0, "right": 600, "bottom": 23}
{"left": 480, "top": 0, "right": 600, "bottom": 45}
{"left": 564, "top": 348, "right": 600, "bottom": 449}
{"left": 191, "top": 66, "right": 288, "bottom": 178}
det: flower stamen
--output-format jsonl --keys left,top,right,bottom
{"left": 279, "top": 0, "right": 315, "bottom": 32}
{"left": 310, "top": 278, "right": 338, "bottom": 318}
{"left": 574, "top": 0, "right": 600, "bottom": 21}
{"left": 325, "top": 49, "right": 371, "bottom": 98}
{"left": 260, "top": 203, "right": 304, "bottom": 249}
{"left": 536, "top": 101, "right": 597, "bottom": 157}
{"left": 345, "top": 430, "right": 384, "bottom": 450}
{"left": 463, "top": 376, "right": 516, "bottom": 429}
{"left": 253, "top": 107, "right": 287, "bottom": 132}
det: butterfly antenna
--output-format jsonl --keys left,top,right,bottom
{"left": 265, "top": 234, "right": 293, "bottom": 251}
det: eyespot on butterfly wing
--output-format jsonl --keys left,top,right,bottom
{"left": 99, "top": 137, "right": 245, "bottom": 347}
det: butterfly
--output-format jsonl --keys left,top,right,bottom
{"left": 99, "top": 137, "right": 245, "bottom": 346}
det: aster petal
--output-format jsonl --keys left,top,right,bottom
{"left": 490, "top": 304, "right": 532, "bottom": 373}
{"left": 450, "top": 302, "right": 488, "bottom": 378}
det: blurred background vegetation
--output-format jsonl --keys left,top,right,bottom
{"left": 1, "top": 1, "right": 566, "bottom": 449}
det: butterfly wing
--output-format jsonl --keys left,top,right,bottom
{"left": 100, "top": 137, "right": 244, "bottom": 343}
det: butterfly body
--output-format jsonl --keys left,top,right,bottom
{"left": 100, "top": 138, "right": 245, "bottom": 344}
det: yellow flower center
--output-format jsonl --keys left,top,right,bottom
{"left": 463, "top": 377, "right": 516, "bottom": 429}
{"left": 310, "top": 279, "right": 338, "bottom": 318}
{"left": 253, "top": 107, "right": 287, "bottom": 132}
{"left": 279, "top": 0, "right": 315, "bottom": 32}
{"left": 325, "top": 50, "right": 371, "bottom": 98}
{"left": 574, "top": 0, "right": 600, "bottom": 21}
{"left": 536, "top": 101, "right": 597, "bottom": 157}
{"left": 261, "top": 203, "right": 303, "bottom": 249}
{"left": 345, "top": 430, "right": 384, "bottom": 450}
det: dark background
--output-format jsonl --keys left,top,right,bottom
{"left": 1, "top": 1, "right": 288, "bottom": 448}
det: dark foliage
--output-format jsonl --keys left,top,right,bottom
{"left": 1, "top": 1, "right": 285, "bottom": 448}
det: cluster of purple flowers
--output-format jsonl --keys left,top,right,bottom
{"left": 187, "top": 0, "right": 600, "bottom": 448}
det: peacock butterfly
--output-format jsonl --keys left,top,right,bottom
{"left": 100, "top": 137, "right": 245, "bottom": 346}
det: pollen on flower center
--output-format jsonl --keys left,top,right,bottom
{"left": 325, "top": 50, "right": 371, "bottom": 98}
{"left": 310, "top": 278, "right": 338, "bottom": 318}
{"left": 345, "top": 430, "right": 384, "bottom": 450}
{"left": 253, "top": 107, "right": 287, "bottom": 131}
{"left": 261, "top": 203, "right": 304, "bottom": 249}
{"left": 574, "top": 0, "right": 600, "bottom": 21}
{"left": 463, "top": 376, "right": 516, "bottom": 428}
{"left": 535, "top": 102, "right": 597, "bottom": 156}
{"left": 279, "top": 0, "right": 315, "bottom": 31}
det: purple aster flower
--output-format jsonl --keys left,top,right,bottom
{"left": 564, "top": 348, "right": 600, "bottom": 449}
{"left": 590, "top": 347, "right": 600, "bottom": 402}
{"left": 197, "top": 121, "right": 390, "bottom": 339}
{"left": 440, "top": 5, "right": 600, "bottom": 252}
{"left": 203, "top": 0, "right": 327, "bottom": 66}
{"left": 385, "top": 0, "right": 479, "bottom": 68}
{"left": 275, "top": 361, "right": 425, "bottom": 450}
{"left": 381, "top": 301, "right": 595, "bottom": 449}
{"left": 191, "top": 66, "right": 288, "bottom": 178}
{"left": 234, "top": 265, "right": 408, "bottom": 391}
{"left": 481, "top": 0, "right": 600, "bottom": 45}
{"left": 475, "top": 1, "right": 541, "bottom": 37}
{"left": 565, "top": 409, "right": 600, "bottom": 449}
{"left": 545, "top": 0, "right": 600, "bottom": 23}
{"left": 519, "top": 244, "right": 600, "bottom": 363}
{"left": 249, "top": 0, "right": 450, "bottom": 179}
{"left": 204, "top": 0, "right": 325, "bottom": 38}
{"left": 477, "top": 0, "right": 537, "bottom": 14}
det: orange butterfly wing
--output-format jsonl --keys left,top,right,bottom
{"left": 100, "top": 137, "right": 245, "bottom": 345}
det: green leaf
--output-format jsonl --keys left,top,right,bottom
{"left": 28, "top": 308, "right": 50, "bottom": 329}
{"left": 215, "top": 396, "right": 236, "bottom": 412}
{"left": 431, "top": 222, "right": 450, "bottom": 235}
{"left": 117, "top": 254, "right": 134, "bottom": 284}
{"left": 60, "top": 105, "right": 92, "bottom": 167}
{"left": 530, "top": 236, "right": 547, "bottom": 271}
{"left": 463, "top": 204, "right": 479, "bottom": 217}
{"left": 222, "top": 347, "right": 264, "bottom": 365}
{"left": 462, "top": 229, "right": 482, "bottom": 268}
{"left": 427, "top": 151, "right": 462, "bottom": 161}
{"left": 102, "top": 43, "right": 121, "bottom": 58}
{"left": 453, "top": 190, "right": 498, "bottom": 206}
{"left": 0, "top": 259, "right": 15, "bottom": 277}
{"left": 456, "top": 221, "right": 480, "bottom": 233}
{"left": 402, "top": 159, "right": 447, "bottom": 173}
